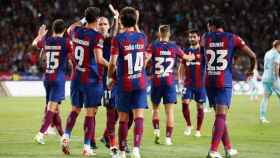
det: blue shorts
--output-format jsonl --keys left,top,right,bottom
{"left": 182, "top": 87, "right": 206, "bottom": 103}
{"left": 151, "top": 84, "right": 177, "bottom": 105}
{"left": 116, "top": 89, "right": 148, "bottom": 113}
{"left": 71, "top": 81, "right": 103, "bottom": 108}
{"left": 103, "top": 86, "right": 117, "bottom": 108}
{"left": 44, "top": 80, "right": 65, "bottom": 104}
{"left": 206, "top": 87, "right": 232, "bottom": 108}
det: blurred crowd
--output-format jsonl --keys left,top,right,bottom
{"left": 0, "top": 0, "right": 279, "bottom": 80}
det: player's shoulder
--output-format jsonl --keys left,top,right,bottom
{"left": 135, "top": 31, "right": 146, "bottom": 37}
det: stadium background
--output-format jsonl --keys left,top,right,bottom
{"left": 0, "top": 0, "right": 280, "bottom": 81}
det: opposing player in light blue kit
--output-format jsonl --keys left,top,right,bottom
{"left": 259, "top": 40, "right": 280, "bottom": 123}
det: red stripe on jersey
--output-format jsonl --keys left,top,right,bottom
{"left": 194, "top": 49, "right": 202, "bottom": 88}
{"left": 139, "top": 72, "right": 146, "bottom": 89}
{"left": 166, "top": 75, "right": 173, "bottom": 86}
{"left": 71, "top": 31, "right": 79, "bottom": 81}
{"left": 184, "top": 59, "right": 191, "bottom": 86}
{"left": 216, "top": 36, "right": 228, "bottom": 88}
{"left": 81, "top": 35, "right": 90, "bottom": 84}
{"left": 153, "top": 47, "right": 162, "bottom": 86}
{"left": 205, "top": 37, "right": 212, "bottom": 87}
{"left": 97, "top": 63, "right": 103, "bottom": 83}
{"left": 123, "top": 39, "right": 133, "bottom": 91}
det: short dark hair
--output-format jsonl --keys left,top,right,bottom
{"left": 52, "top": 19, "right": 66, "bottom": 34}
{"left": 207, "top": 16, "right": 225, "bottom": 28}
{"left": 84, "top": 7, "right": 100, "bottom": 23}
{"left": 120, "top": 7, "right": 137, "bottom": 27}
{"left": 188, "top": 28, "right": 200, "bottom": 35}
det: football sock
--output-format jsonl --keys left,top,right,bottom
{"left": 119, "top": 121, "right": 128, "bottom": 151}
{"left": 107, "top": 108, "right": 117, "bottom": 147}
{"left": 166, "top": 126, "right": 173, "bottom": 138}
{"left": 84, "top": 116, "right": 94, "bottom": 145}
{"left": 39, "top": 110, "right": 55, "bottom": 134}
{"left": 91, "top": 117, "right": 96, "bottom": 145}
{"left": 210, "top": 114, "right": 226, "bottom": 152}
{"left": 64, "top": 111, "right": 78, "bottom": 136}
{"left": 53, "top": 112, "right": 63, "bottom": 136}
{"left": 182, "top": 103, "right": 192, "bottom": 126}
{"left": 196, "top": 107, "right": 204, "bottom": 131}
{"left": 152, "top": 119, "right": 160, "bottom": 130}
{"left": 260, "top": 95, "right": 269, "bottom": 119}
{"left": 134, "top": 117, "right": 144, "bottom": 147}
{"left": 222, "top": 124, "right": 232, "bottom": 150}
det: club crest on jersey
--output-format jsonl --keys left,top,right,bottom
{"left": 97, "top": 39, "right": 104, "bottom": 48}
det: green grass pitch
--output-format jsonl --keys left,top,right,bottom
{"left": 0, "top": 96, "right": 280, "bottom": 158}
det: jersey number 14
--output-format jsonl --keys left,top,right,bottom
{"left": 124, "top": 52, "right": 144, "bottom": 75}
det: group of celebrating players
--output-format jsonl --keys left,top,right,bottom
{"left": 31, "top": 4, "right": 258, "bottom": 158}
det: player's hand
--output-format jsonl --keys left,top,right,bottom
{"left": 184, "top": 53, "right": 195, "bottom": 61}
{"left": 246, "top": 71, "right": 254, "bottom": 77}
{"left": 38, "top": 24, "right": 48, "bottom": 37}
{"left": 106, "top": 77, "right": 115, "bottom": 90}
{"left": 109, "top": 4, "right": 119, "bottom": 18}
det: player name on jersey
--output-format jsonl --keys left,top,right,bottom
{"left": 124, "top": 44, "right": 144, "bottom": 51}
{"left": 72, "top": 37, "right": 89, "bottom": 46}
{"left": 209, "top": 42, "right": 224, "bottom": 48}
{"left": 44, "top": 45, "right": 62, "bottom": 50}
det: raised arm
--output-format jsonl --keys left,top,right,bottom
{"left": 134, "top": 9, "right": 141, "bottom": 32}
{"left": 109, "top": 4, "right": 120, "bottom": 37}
{"left": 32, "top": 24, "right": 48, "bottom": 47}
{"left": 94, "top": 35, "right": 109, "bottom": 67}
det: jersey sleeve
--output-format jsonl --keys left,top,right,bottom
{"left": 200, "top": 33, "right": 206, "bottom": 48}
{"left": 111, "top": 37, "right": 119, "bottom": 55}
{"left": 94, "top": 34, "right": 104, "bottom": 49}
{"left": 274, "top": 53, "right": 280, "bottom": 64}
{"left": 36, "top": 36, "right": 45, "bottom": 49}
{"left": 233, "top": 34, "right": 246, "bottom": 50}
{"left": 66, "top": 38, "right": 73, "bottom": 57}
{"left": 67, "top": 26, "right": 75, "bottom": 38}
{"left": 147, "top": 43, "right": 153, "bottom": 55}
{"left": 176, "top": 46, "right": 184, "bottom": 59}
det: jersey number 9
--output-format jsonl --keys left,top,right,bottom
{"left": 74, "top": 46, "right": 84, "bottom": 67}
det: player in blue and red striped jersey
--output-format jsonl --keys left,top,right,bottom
{"left": 202, "top": 16, "right": 257, "bottom": 158}
{"left": 108, "top": 7, "right": 149, "bottom": 158}
{"left": 178, "top": 29, "right": 206, "bottom": 138}
{"left": 97, "top": 14, "right": 120, "bottom": 154}
{"left": 32, "top": 19, "right": 71, "bottom": 144}
{"left": 146, "top": 25, "right": 194, "bottom": 146}
{"left": 60, "top": 7, "right": 108, "bottom": 156}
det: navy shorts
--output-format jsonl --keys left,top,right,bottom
{"left": 116, "top": 89, "right": 148, "bottom": 113}
{"left": 151, "top": 84, "right": 177, "bottom": 105}
{"left": 103, "top": 86, "right": 117, "bottom": 108}
{"left": 206, "top": 87, "right": 232, "bottom": 108}
{"left": 71, "top": 81, "right": 103, "bottom": 108}
{"left": 44, "top": 80, "right": 65, "bottom": 104}
{"left": 182, "top": 87, "right": 206, "bottom": 103}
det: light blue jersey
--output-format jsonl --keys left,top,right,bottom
{"left": 260, "top": 48, "right": 280, "bottom": 121}
{"left": 262, "top": 48, "right": 280, "bottom": 83}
